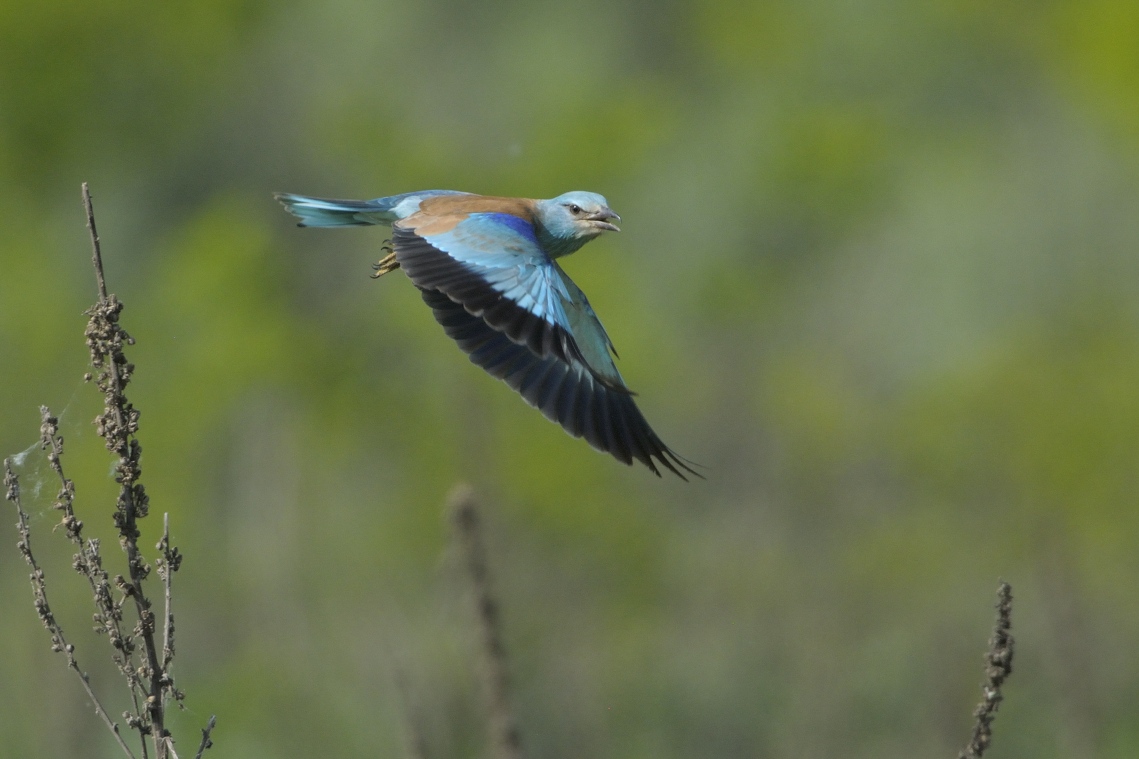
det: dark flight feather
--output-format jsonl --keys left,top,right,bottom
{"left": 419, "top": 287, "right": 699, "bottom": 479}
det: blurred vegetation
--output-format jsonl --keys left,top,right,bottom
{"left": 3, "top": 1, "right": 1139, "bottom": 757}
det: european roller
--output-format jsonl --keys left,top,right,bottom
{"left": 275, "top": 188, "right": 698, "bottom": 479}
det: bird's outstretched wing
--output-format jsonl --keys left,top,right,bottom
{"left": 393, "top": 207, "right": 698, "bottom": 478}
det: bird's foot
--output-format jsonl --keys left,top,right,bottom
{"left": 371, "top": 249, "right": 400, "bottom": 278}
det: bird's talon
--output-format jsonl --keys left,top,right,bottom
{"left": 371, "top": 250, "right": 400, "bottom": 278}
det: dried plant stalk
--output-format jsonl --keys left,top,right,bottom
{"left": 449, "top": 484, "right": 524, "bottom": 759}
{"left": 41, "top": 406, "right": 151, "bottom": 756}
{"left": 83, "top": 181, "right": 175, "bottom": 757}
{"left": 4, "top": 459, "right": 139, "bottom": 759}
{"left": 3, "top": 183, "right": 214, "bottom": 759}
{"left": 959, "top": 581, "right": 1015, "bottom": 759}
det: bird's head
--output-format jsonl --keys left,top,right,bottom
{"left": 535, "top": 192, "right": 621, "bottom": 246}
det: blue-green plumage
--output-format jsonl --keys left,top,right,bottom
{"left": 275, "top": 188, "right": 698, "bottom": 479}
{"left": 274, "top": 190, "right": 467, "bottom": 227}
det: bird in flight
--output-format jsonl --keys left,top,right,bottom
{"left": 276, "top": 188, "right": 698, "bottom": 479}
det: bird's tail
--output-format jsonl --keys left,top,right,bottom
{"left": 274, "top": 193, "right": 398, "bottom": 227}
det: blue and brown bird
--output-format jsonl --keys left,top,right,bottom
{"left": 275, "top": 188, "right": 698, "bottom": 479}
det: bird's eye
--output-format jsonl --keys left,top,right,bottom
{"left": 569, "top": 204, "right": 582, "bottom": 215}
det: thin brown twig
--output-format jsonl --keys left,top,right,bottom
{"left": 448, "top": 484, "right": 524, "bottom": 759}
{"left": 156, "top": 511, "right": 185, "bottom": 718}
{"left": 193, "top": 715, "right": 217, "bottom": 759}
{"left": 157, "top": 513, "right": 182, "bottom": 672}
{"left": 959, "top": 581, "right": 1015, "bottom": 759}
{"left": 5, "top": 459, "right": 140, "bottom": 759}
{"left": 83, "top": 181, "right": 108, "bottom": 299}
{"left": 161, "top": 516, "right": 173, "bottom": 669}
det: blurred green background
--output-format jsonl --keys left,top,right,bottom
{"left": 3, "top": 1, "right": 1139, "bottom": 757}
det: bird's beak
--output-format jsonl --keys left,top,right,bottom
{"left": 586, "top": 207, "right": 621, "bottom": 232}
